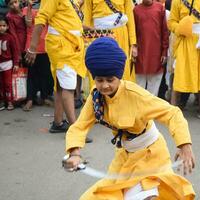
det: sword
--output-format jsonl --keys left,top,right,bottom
{"left": 62, "top": 155, "right": 183, "bottom": 179}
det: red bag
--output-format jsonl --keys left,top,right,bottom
{"left": 12, "top": 68, "right": 28, "bottom": 102}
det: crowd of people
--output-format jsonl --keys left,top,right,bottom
{"left": 0, "top": 0, "right": 199, "bottom": 199}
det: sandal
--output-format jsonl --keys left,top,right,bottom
{"left": 23, "top": 101, "right": 33, "bottom": 112}
{"left": 7, "top": 103, "right": 14, "bottom": 111}
{"left": 44, "top": 99, "right": 54, "bottom": 107}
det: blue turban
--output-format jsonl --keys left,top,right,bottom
{"left": 85, "top": 37, "right": 127, "bottom": 79}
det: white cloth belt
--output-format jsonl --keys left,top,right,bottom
{"left": 93, "top": 13, "right": 128, "bottom": 30}
{"left": 122, "top": 122, "right": 159, "bottom": 152}
{"left": 192, "top": 23, "right": 200, "bottom": 49}
{"left": 48, "top": 26, "right": 81, "bottom": 36}
{"left": 0, "top": 60, "right": 13, "bottom": 72}
{"left": 124, "top": 183, "right": 159, "bottom": 200}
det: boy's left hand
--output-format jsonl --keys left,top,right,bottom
{"left": 13, "top": 65, "right": 19, "bottom": 72}
{"left": 175, "top": 143, "right": 195, "bottom": 175}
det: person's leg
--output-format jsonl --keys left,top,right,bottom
{"left": 4, "top": 69, "right": 14, "bottom": 110}
{"left": 62, "top": 88, "right": 76, "bottom": 124}
{"left": 136, "top": 74, "right": 147, "bottom": 89}
{"left": 75, "top": 75, "right": 83, "bottom": 109}
{"left": 54, "top": 65, "right": 93, "bottom": 142}
{"left": 170, "top": 90, "right": 180, "bottom": 106}
{"left": 146, "top": 74, "right": 163, "bottom": 96}
{"left": 158, "top": 67, "right": 168, "bottom": 100}
{"left": 0, "top": 71, "right": 6, "bottom": 110}
{"left": 23, "top": 62, "right": 38, "bottom": 111}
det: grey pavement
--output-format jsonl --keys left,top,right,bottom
{"left": 0, "top": 100, "right": 200, "bottom": 200}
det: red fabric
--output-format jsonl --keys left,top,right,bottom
{"left": 134, "top": 2, "right": 169, "bottom": 74}
{"left": 0, "top": 33, "right": 19, "bottom": 66}
{"left": 6, "top": 11, "right": 26, "bottom": 54}
{"left": 22, "top": 7, "right": 47, "bottom": 53}
{"left": 0, "top": 69, "right": 13, "bottom": 102}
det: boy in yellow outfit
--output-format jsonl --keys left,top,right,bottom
{"left": 25, "top": 0, "right": 91, "bottom": 142}
{"left": 168, "top": 0, "right": 200, "bottom": 117}
{"left": 63, "top": 37, "right": 195, "bottom": 199}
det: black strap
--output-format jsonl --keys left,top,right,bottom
{"left": 92, "top": 88, "right": 146, "bottom": 148}
{"left": 182, "top": 0, "right": 200, "bottom": 20}
{"left": 104, "top": 0, "right": 123, "bottom": 26}
{"left": 69, "top": 0, "right": 84, "bottom": 21}
{"left": 189, "top": 0, "right": 195, "bottom": 15}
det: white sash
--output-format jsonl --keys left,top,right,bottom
{"left": 48, "top": 26, "right": 81, "bottom": 36}
{"left": 192, "top": 23, "right": 200, "bottom": 49}
{"left": 93, "top": 13, "right": 128, "bottom": 30}
{"left": 122, "top": 122, "right": 159, "bottom": 153}
{"left": 124, "top": 183, "right": 159, "bottom": 200}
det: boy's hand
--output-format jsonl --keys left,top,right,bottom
{"left": 63, "top": 155, "right": 82, "bottom": 171}
{"left": 175, "top": 144, "right": 195, "bottom": 175}
{"left": 25, "top": 48, "right": 37, "bottom": 65}
{"left": 13, "top": 65, "right": 19, "bottom": 72}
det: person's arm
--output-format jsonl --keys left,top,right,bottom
{"left": 24, "top": 24, "right": 44, "bottom": 65}
{"left": 135, "top": 89, "right": 195, "bottom": 175}
{"left": 125, "top": 0, "right": 136, "bottom": 46}
{"left": 10, "top": 34, "right": 20, "bottom": 71}
{"left": 24, "top": 1, "right": 33, "bottom": 28}
{"left": 6, "top": 15, "right": 20, "bottom": 58}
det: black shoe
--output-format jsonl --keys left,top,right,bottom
{"left": 85, "top": 137, "right": 93, "bottom": 143}
{"left": 49, "top": 121, "right": 69, "bottom": 133}
{"left": 75, "top": 98, "right": 83, "bottom": 109}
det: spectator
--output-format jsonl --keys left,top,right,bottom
{"left": 5, "top": 0, "right": 26, "bottom": 63}
{"left": 168, "top": 0, "right": 200, "bottom": 117}
{"left": 22, "top": 0, "right": 53, "bottom": 111}
{"left": 134, "top": 0, "right": 169, "bottom": 96}
{"left": 0, "top": 15, "right": 19, "bottom": 110}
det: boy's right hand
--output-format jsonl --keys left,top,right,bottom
{"left": 13, "top": 65, "right": 19, "bottom": 72}
{"left": 62, "top": 154, "right": 82, "bottom": 171}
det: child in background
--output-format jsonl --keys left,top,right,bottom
{"left": 5, "top": 0, "right": 26, "bottom": 62}
{"left": 0, "top": 15, "right": 19, "bottom": 110}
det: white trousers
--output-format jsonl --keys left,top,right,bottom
{"left": 56, "top": 64, "right": 77, "bottom": 90}
{"left": 136, "top": 74, "right": 163, "bottom": 96}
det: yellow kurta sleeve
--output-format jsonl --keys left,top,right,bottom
{"left": 167, "top": 0, "right": 180, "bottom": 32}
{"left": 125, "top": 0, "right": 136, "bottom": 45}
{"left": 135, "top": 91, "right": 192, "bottom": 147}
{"left": 65, "top": 94, "right": 96, "bottom": 152}
{"left": 35, "top": 0, "right": 58, "bottom": 25}
{"left": 83, "top": 0, "right": 93, "bottom": 27}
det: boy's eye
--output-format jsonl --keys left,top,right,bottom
{"left": 107, "top": 79, "right": 114, "bottom": 82}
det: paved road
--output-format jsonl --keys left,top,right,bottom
{"left": 0, "top": 101, "right": 199, "bottom": 200}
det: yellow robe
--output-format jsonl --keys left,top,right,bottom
{"left": 35, "top": 0, "right": 87, "bottom": 90}
{"left": 83, "top": 0, "right": 137, "bottom": 83}
{"left": 168, "top": 0, "right": 200, "bottom": 93}
{"left": 66, "top": 81, "right": 195, "bottom": 200}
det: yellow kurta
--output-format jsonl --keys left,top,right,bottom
{"left": 83, "top": 0, "right": 137, "bottom": 82}
{"left": 168, "top": 0, "right": 200, "bottom": 93}
{"left": 35, "top": 0, "right": 87, "bottom": 90}
{"left": 66, "top": 81, "right": 195, "bottom": 200}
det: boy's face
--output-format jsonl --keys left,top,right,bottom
{"left": 0, "top": 21, "right": 8, "bottom": 34}
{"left": 95, "top": 76, "right": 120, "bottom": 97}
{"left": 8, "top": 0, "right": 20, "bottom": 11}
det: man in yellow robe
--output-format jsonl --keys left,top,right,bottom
{"left": 63, "top": 37, "right": 195, "bottom": 200}
{"left": 83, "top": 0, "right": 137, "bottom": 83}
{"left": 168, "top": 0, "right": 200, "bottom": 116}
{"left": 25, "top": 0, "right": 91, "bottom": 135}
